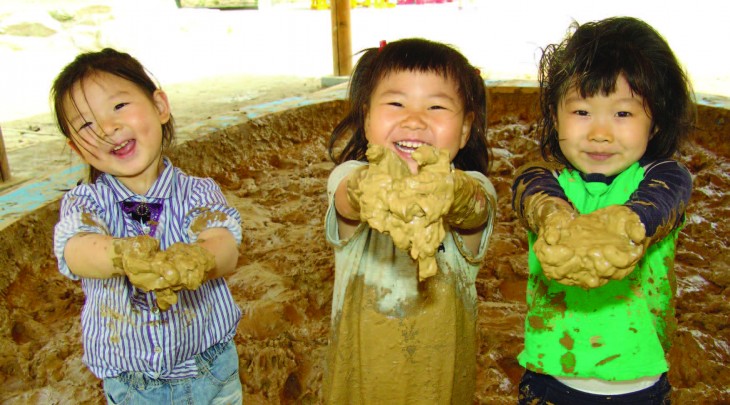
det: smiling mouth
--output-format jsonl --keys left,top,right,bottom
{"left": 395, "top": 140, "right": 428, "bottom": 154}
{"left": 586, "top": 152, "right": 612, "bottom": 161}
{"left": 112, "top": 139, "right": 134, "bottom": 155}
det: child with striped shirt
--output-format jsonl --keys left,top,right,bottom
{"left": 51, "top": 48, "right": 243, "bottom": 404}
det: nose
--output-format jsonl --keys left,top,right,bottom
{"left": 98, "top": 113, "right": 121, "bottom": 140}
{"left": 587, "top": 118, "right": 613, "bottom": 143}
{"left": 400, "top": 109, "right": 427, "bottom": 130}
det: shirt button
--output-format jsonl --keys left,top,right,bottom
{"left": 152, "top": 306, "right": 159, "bottom": 313}
{"left": 154, "top": 346, "right": 162, "bottom": 353}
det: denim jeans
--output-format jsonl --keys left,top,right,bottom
{"left": 518, "top": 369, "right": 671, "bottom": 405}
{"left": 103, "top": 340, "right": 242, "bottom": 405}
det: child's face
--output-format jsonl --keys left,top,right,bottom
{"left": 63, "top": 72, "right": 170, "bottom": 193}
{"left": 364, "top": 70, "right": 473, "bottom": 173}
{"left": 556, "top": 74, "right": 653, "bottom": 176}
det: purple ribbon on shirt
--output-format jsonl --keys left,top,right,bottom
{"left": 120, "top": 201, "right": 163, "bottom": 236}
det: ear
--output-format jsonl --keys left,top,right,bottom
{"left": 152, "top": 89, "right": 171, "bottom": 124}
{"left": 550, "top": 105, "right": 560, "bottom": 134}
{"left": 363, "top": 104, "right": 372, "bottom": 143}
{"left": 459, "top": 112, "right": 474, "bottom": 149}
{"left": 650, "top": 124, "right": 659, "bottom": 139}
{"left": 67, "top": 139, "right": 83, "bottom": 158}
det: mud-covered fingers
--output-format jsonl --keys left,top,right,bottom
{"left": 113, "top": 235, "right": 160, "bottom": 257}
{"left": 552, "top": 271, "right": 604, "bottom": 288}
{"left": 540, "top": 222, "right": 565, "bottom": 245}
{"left": 534, "top": 236, "right": 576, "bottom": 266}
{"left": 540, "top": 255, "right": 581, "bottom": 281}
{"left": 585, "top": 247, "right": 634, "bottom": 281}
{"left": 600, "top": 243, "right": 644, "bottom": 269}
{"left": 124, "top": 259, "right": 170, "bottom": 291}
{"left": 169, "top": 243, "right": 216, "bottom": 290}
{"left": 625, "top": 218, "right": 647, "bottom": 244}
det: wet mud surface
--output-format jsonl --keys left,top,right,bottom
{"left": 0, "top": 96, "right": 727, "bottom": 404}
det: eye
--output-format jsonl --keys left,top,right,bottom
{"left": 616, "top": 111, "right": 632, "bottom": 118}
{"left": 386, "top": 102, "right": 403, "bottom": 107}
{"left": 114, "top": 102, "right": 128, "bottom": 111}
{"left": 574, "top": 110, "right": 589, "bottom": 116}
{"left": 77, "top": 121, "right": 94, "bottom": 132}
{"left": 428, "top": 105, "right": 447, "bottom": 111}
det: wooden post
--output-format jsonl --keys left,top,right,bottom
{"left": 0, "top": 126, "right": 10, "bottom": 183}
{"left": 330, "top": 0, "right": 352, "bottom": 76}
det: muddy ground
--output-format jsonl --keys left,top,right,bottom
{"left": 0, "top": 91, "right": 728, "bottom": 404}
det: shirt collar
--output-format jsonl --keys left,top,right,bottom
{"left": 99, "top": 157, "right": 175, "bottom": 203}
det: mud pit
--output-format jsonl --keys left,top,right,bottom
{"left": 0, "top": 89, "right": 728, "bottom": 404}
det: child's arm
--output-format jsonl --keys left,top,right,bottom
{"left": 514, "top": 160, "right": 692, "bottom": 245}
{"left": 196, "top": 227, "right": 239, "bottom": 280}
{"left": 445, "top": 169, "right": 497, "bottom": 254}
{"left": 333, "top": 164, "right": 367, "bottom": 239}
{"left": 623, "top": 159, "right": 693, "bottom": 245}
{"left": 512, "top": 161, "right": 575, "bottom": 233}
{"left": 64, "top": 233, "right": 122, "bottom": 279}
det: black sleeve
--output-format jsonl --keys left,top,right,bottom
{"left": 625, "top": 159, "right": 693, "bottom": 240}
{"left": 511, "top": 161, "right": 570, "bottom": 224}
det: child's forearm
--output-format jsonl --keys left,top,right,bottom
{"left": 334, "top": 168, "right": 365, "bottom": 222}
{"left": 64, "top": 233, "right": 122, "bottom": 279}
{"left": 335, "top": 176, "right": 358, "bottom": 221}
{"left": 196, "top": 227, "right": 240, "bottom": 280}
{"left": 445, "top": 170, "right": 494, "bottom": 231}
{"left": 625, "top": 160, "right": 692, "bottom": 244}
{"left": 512, "top": 161, "right": 570, "bottom": 230}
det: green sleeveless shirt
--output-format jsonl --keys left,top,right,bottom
{"left": 518, "top": 162, "right": 680, "bottom": 380}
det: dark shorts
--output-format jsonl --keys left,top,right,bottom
{"left": 518, "top": 369, "right": 671, "bottom": 405}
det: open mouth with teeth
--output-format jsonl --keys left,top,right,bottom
{"left": 112, "top": 139, "right": 135, "bottom": 156}
{"left": 395, "top": 140, "right": 429, "bottom": 155}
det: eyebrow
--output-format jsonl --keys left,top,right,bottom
{"left": 378, "top": 89, "right": 457, "bottom": 102}
{"left": 562, "top": 94, "right": 642, "bottom": 104}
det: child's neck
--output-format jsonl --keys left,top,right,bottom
{"left": 116, "top": 160, "right": 164, "bottom": 195}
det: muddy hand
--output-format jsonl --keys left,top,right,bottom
{"left": 112, "top": 235, "right": 170, "bottom": 291}
{"left": 358, "top": 144, "right": 410, "bottom": 232}
{"left": 346, "top": 164, "right": 369, "bottom": 214}
{"left": 576, "top": 205, "right": 647, "bottom": 278}
{"left": 150, "top": 243, "right": 216, "bottom": 311}
{"left": 444, "top": 169, "right": 492, "bottom": 230}
{"left": 523, "top": 193, "right": 576, "bottom": 242}
{"left": 536, "top": 206, "right": 647, "bottom": 288}
{"left": 153, "top": 242, "right": 217, "bottom": 291}
{"left": 391, "top": 145, "right": 452, "bottom": 280}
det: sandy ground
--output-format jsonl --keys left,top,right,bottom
{"left": 2, "top": 0, "right": 729, "bottom": 185}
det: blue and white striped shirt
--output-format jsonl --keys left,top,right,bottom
{"left": 53, "top": 158, "right": 242, "bottom": 380}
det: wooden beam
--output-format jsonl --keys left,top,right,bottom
{"left": 0, "top": 126, "right": 10, "bottom": 183}
{"left": 330, "top": 0, "right": 352, "bottom": 76}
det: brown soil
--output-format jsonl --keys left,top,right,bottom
{"left": 0, "top": 91, "right": 728, "bottom": 404}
